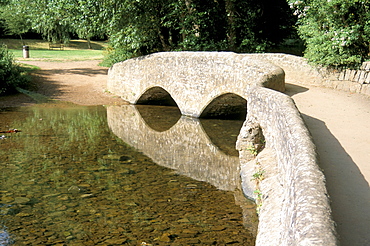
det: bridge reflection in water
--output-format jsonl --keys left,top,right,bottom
{"left": 107, "top": 105, "right": 258, "bottom": 233}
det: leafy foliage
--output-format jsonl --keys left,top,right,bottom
{"left": 103, "top": 0, "right": 296, "bottom": 65}
{"left": 0, "top": 0, "right": 30, "bottom": 42}
{"left": 289, "top": 0, "right": 370, "bottom": 68}
{"left": 0, "top": 45, "right": 29, "bottom": 95}
{"left": 0, "top": 0, "right": 106, "bottom": 44}
{"left": 1, "top": 0, "right": 296, "bottom": 66}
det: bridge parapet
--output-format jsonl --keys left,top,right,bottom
{"left": 237, "top": 87, "right": 338, "bottom": 245}
{"left": 107, "top": 52, "right": 338, "bottom": 245}
{"left": 108, "top": 52, "right": 285, "bottom": 117}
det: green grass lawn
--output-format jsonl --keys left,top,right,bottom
{"left": 1, "top": 39, "right": 107, "bottom": 61}
{"left": 11, "top": 49, "right": 105, "bottom": 61}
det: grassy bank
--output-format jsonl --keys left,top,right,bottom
{"left": 0, "top": 39, "right": 107, "bottom": 61}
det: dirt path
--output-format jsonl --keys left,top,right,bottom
{"left": 285, "top": 83, "right": 370, "bottom": 246}
{"left": 0, "top": 60, "right": 127, "bottom": 107}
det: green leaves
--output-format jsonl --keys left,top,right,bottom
{"left": 1, "top": 0, "right": 296, "bottom": 65}
{"left": 0, "top": 45, "right": 30, "bottom": 95}
{"left": 103, "top": 0, "right": 296, "bottom": 65}
{"left": 291, "top": 0, "right": 370, "bottom": 68}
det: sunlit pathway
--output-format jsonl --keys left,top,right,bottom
{"left": 285, "top": 83, "right": 370, "bottom": 246}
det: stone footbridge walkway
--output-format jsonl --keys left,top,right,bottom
{"left": 285, "top": 81, "right": 370, "bottom": 246}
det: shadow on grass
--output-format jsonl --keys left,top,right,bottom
{"left": 1, "top": 39, "right": 106, "bottom": 50}
{"left": 302, "top": 113, "right": 370, "bottom": 246}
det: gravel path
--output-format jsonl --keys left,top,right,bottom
{"left": 286, "top": 83, "right": 370, "bottom": 246}
{"left": 0, "top": 60, "right": 127, "bottom": 107}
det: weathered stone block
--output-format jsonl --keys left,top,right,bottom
{"left": 357, "top": 71, "right": 368, "bottom": 84}
{"left": 365, "top": 73, "right": 370, "bottom": 84}
{"left": 338, "top": 70, "right": 346, "bottom": 80}
{"left": 354, "top": 70, "right": 362, "bottom": 82}
{"left": 348, "top": 70, "right": 357, "bottom": 81}
{"left": 361, "top": 61, "right": 370, "bottom": 71}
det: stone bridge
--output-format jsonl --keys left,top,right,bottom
{"left": 107, "top": 52, "right": 337, "bottom": 245}
{"left": 108, "top": 52, "right": 285, "bottom": 118}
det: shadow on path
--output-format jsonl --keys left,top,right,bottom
{"left": 302, "top": 113, "right": 370, "bottom": 246}
{"left": 285, "top": 83, "right": 309, "bottom": 96}
{"left": 39, "top": 67, "right": 108, "bottom": 76}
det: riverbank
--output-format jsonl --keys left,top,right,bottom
{"left": 0, "top": 60, "right": 127, "bottom": 108}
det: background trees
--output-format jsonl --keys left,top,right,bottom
{"left": 289, "top": 0, "right": 370, "bottom": 68}
{"left": 0, "top": 0, "right": 106, "bottom": 44}
{"left": 0, "top": 0, "right": 31, "bottom": 44}
{"left": 1, "top": 0, "right": 369, "bottom": 68}
{"left": 102, "top": 0, "right": 296, "bottom": 64}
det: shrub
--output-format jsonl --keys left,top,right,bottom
{"left": 290, "top": 0, "right": 370, "bottom": 68}
{"left": 0, "top": 44, "right": 29, "bottom": 95}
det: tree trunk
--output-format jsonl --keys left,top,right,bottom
{"left": 179, "top": 0, "right": 200, "bottom": 43}
{"left": 158, "top": 29, "right": 170, "bottom": 51}
{"left": 87, "top": 37, "right": 92, "bottom": 49}
{"left": 19, "top": 35, "right": 25, "bottom": 46}
{"left": 225, "top": 0, "right": 236, "bottom": 51}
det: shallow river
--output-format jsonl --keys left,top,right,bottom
{"left": 0, "top": 103, "right": 256, "bottom": 245}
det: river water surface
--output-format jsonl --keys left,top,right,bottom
{"left": 0, "top": 103, "right": 256, "bottom": 245}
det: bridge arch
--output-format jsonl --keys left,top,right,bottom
{"left": 200, "top": 93, "right": 247, "bottom": 120}
{"left": 136, "top": 86, "right": 178, "bottom": 106}
{"left": 108, "top": 51, "right": 285, "bottom": 118}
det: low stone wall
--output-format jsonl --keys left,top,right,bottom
{"left": 237, "top": 87, "right": 338, "bottom": 245}
{"left": 252, "top": 53, "right": 370, "bottom": 97}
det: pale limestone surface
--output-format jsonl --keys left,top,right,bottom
{"left": 252, "top": 53, "right": 370, "bottom": 97}
{"left": 237, "top": 87, "right": 337, "bottom": 246}
{"left": 108, "top": 52, "right": 284, "bottom": 117}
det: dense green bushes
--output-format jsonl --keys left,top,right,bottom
{"left": 103, "top": 0, "right": 296, "bottom": 66}
{"left": 289, "top": 0, "right": 370, "bottom": 68}
{"left": 0, "top": 45, "right": 29, "bottom": 95}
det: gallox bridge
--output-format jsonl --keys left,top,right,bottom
{"left": 107, "top": 52, "right": 285, "bottom": 119}
{"left": 107, "top": 52, "right": 338, "bottom": 246}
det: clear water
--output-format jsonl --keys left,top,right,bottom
{"left": 0, "top": 103, "right": 257, "bottom": 245}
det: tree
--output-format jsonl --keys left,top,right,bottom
{"left": 67, "top": 0, "right": 107, "bottom": 48}
{"left": 1, "top": 0, "right": 107, "bottom": 45}
{"left": 0, "top": 0, "right": 31, "bottom": 44}
{"left": 289, "top": 0, "right": 370, "bottom": 68}
{"left": 0, "top": 0, "right": 296, "bottom": 64}
{"left": 103, "top": 0, "right": 296, "bottom": 65}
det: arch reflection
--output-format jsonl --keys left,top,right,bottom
{"left": 135, "top": 105, "right": 181, "bottom": 132}
{"left": 107, "top": 105, "right": 241, "bottom": 191}
{"left": 107, "top": 105, "right": 257, "bottom": 234}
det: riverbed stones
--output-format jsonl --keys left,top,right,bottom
{"left": 0, "top": 105, "right": 256, "bottom": 245}
{"left": 14, "top": 197, "right": 30, "bottom": 204}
